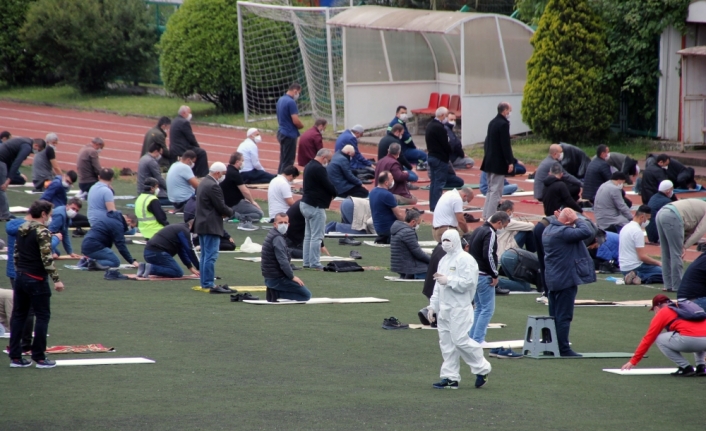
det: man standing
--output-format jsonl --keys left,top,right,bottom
{"left": 369, "top": 171, "right": 406, "bottom": 244}
{"left": 468, "top": 211, "right": 511, "bottom": 344}
{"left": 390, "top": 209, "right": 429, "bottom": 279}
{"left": 75, "top": 137, "right": 104, "bottom": 196}
{"left": 194, "top": 162, "right": 233, "bottom": 293}
{"left": 169, "top": 105, "right": 209, "bottom": 177}
{"left": 31, "top": 133, "right": 63, "bottom": 191}
{"left": 646, "top": 180, "right": 677, "bottom": 244}
{"left": 619, "top": 205, "right": 663, "bottom": 285}
{"left": 641, "top": 154, "right": 670, "bottom": 206}
{"left": 534, "top": 144, "right": 582, "bottom": 202}
{"left": 542, "top": 208, "right": 596, "bottom": 356}
{"left": 656, "top": 199, "right": 706, "bottom": 292}
{"left": 81, "top": 211, "right": 139, "bottom": 269}
{"left": 301, "top": 149, "right": 336, "bottom": 270}
{"left": 238, "top": 128, "right": 276, "bottom": 184}
{"left": 8, "top": 200, "right": 65, "bottom": 369}
{"left": 334, "top": 125, "right": 374, "bottom": 178}
{"left": 166, "top": 150, "right": 200, "bottom": 211}
{"left": 593, "top": 172, "right": 633, "bottom": 232}
{"left": 262, "top": 213, "right": 311, "bottom": 302}
{"left": 140, "top": 220, "right": 200, "bottom": 279}
{"left": 137, "top": 143, "right": 169, "bottom": 205}
{"left": 141, "top": 117, "right": 171, "bottom": 170}
{"left": 222, "top": 152, "right": 264, "bottom": 228}
{"left": 480, "top": 102, "right": 514, "bottom": 220}
{"left": 0, "top": 137, "right": 37, "bottom": 220}
{"left": 431, "top": 187, "right": 474, "bottom": 243}
{"left": 427, "top": 230, "right": 491, "bottom": 389}
{"left": 328, "top": 145, "right": 368, "bottom": 199}
{"left": 375, "top": 143, "right": 416, "bottom": 205}
{"left": 426, "top": 107, "right": 452, "bottom": 211}
{"left": 387, "top": 105, "right": 428, "bottom": 169}
{"left": 581, "top": 145, "right": 612, "bottom": 203}
{"left": 297, "top": 119, "right": 326, "bottom": 168}
{"left": 87, "top": 168, "right": 116, "bottom": 226}
{"left": 135, "top": 178, "right": 169, "bottom": 240}
{"left": 276, "top": 83, "right": 304, "bottom": 174}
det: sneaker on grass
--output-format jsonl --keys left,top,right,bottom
{"left": 475, "top": 374, "right": 489, "bottom": 388}
{"left": 432, "top": 378, "right": 458, "bottom": 389}
{"left": 672, "top": 365, "right": 696, "bottom": 377}
{"left": 488, "top": 347, "right": 503, "bottom": 358}
{"left": 35, "top": 358, "right": 57, "bottom": 369}
{"left": 10, "top": 358, "right": 32, "bottom": 368}
{"left": 496, "top": 348, "right": 523, "bottom": 359}
{"left": 237, "top": 220, "right": 259, "bottom": 231}
{"left": 382, "top": 316, "right": 409, "bottom": 330}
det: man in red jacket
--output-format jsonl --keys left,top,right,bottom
{"left": 297, "top": 119, "right": 327, "bottom": 168}
{"left": 375, "top": 143, "right": 417, "bottom": 205}
{"left": 622, "top": 294, "right": 706, "bottom": 376}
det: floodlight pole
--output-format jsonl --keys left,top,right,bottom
{"left": 325, "top": 9, "right": 338, "bottom": 131}
{"left": 237, "top": 2, "right": 249, "bottom": 122}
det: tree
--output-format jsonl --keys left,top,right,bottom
{"left": 521, "top": 0, "right": 614, "bottom": 142}
{"left": 159, "top": 0, "right": 242, "bottom": 113}
{"left": 0, "top": 0, "right": 53, "bottom": 86}
{"left": 20, "top": 0, "right": 157, "bottom": 93}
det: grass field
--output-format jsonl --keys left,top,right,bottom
{"left": 0, "top": 174, "right": 701, "bottom": 430}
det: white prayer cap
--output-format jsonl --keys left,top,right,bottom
{"left": 351, "top": 125, "right": 364, "bottom": 134}
{"left": 658, "top": 180, "right": 674, "bottom": 192}
{"left": 209, "top": 162, "right": 227, "bottom": 173}
{"left": 246, "top": 128, "right": 259, "bottom": 138}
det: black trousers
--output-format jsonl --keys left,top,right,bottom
{"left": 566, "top": 182, "right": 581, "bottom": 202}
{"left": 191, "top": 148, "right": 209, "bottom": 178}
{"left": 9, "top": 274, "right": 50, "bottom": 361}
{"left": 547, "top": 285, "right": 578, "bottom": 354}
{"left": 79, "top": 181, "right": 96, "bottom": 194}
{"left": 277, "top": 133, "right": 297, "bottom": 174}
{"left": 8, "top": 278, "right": 35, "bottom": 352}
{"left": 71, "top": 213, "right": 90, "bottom": 228}
{"left": 338, "top": 185, "right": 369, "bottom": 199}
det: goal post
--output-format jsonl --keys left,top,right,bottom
{"left": 237, "top": 1, "right": 347, "bottom": 131}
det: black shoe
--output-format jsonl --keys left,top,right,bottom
{"left": 230, "top": 292, "right": 259, "bottom": 302}
{"left": 560, "top": 350, "right": 583, "bottom": 357}
{"left": 599, "top": 261, "right": 621, "bottom": 274}
{"left": 528, "top": 173, "right": 535, "bottom": 180}
{"left": 382, "top": 316, "right": 409, "bottom": 330}
{"left": 350, "top": 250, "right": 362, "bottom": 260}
{"left": 290, "top": 263, "right": 302, "bottom": 271}
{"left": 495, "top": 286, "right": 510, "bottom": 295}
{"left": 87, "top": 259, "right": 109, "bottom": 271}
{"left": 474, "top": 374, "right": 489, "bottom": 388}
{"left": 339, "top": 237, "right": 362, "bottom": 246}
{"left": 464, "top": 213, "right": 481, "bottom": 223}
{"left": 418, "top": 308, "right": 431, "bottom": 325}
{"left": 209, "top": 285, "right": 233, "bottom": 294}
{"left": 72, "top": 227, "right": 87, "bottom": 237}
{"left": 695, "top": 364, "right": 706, "bottom": 376}
{"left": 672, "top": 366, "right": 696, "bottom": 376}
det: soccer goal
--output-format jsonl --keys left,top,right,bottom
{"left": 237, "top": 1, "right": 348, "bottom": 131}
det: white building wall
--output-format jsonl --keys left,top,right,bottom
{"left": 657, "top": 26, "right": 683, "bottom": 141}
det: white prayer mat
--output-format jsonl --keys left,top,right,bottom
{"left": 55, "top": 357, "right": 155, "bottom": 366}
{"left": 480, "top": 340, "right": 524, "bottom": 349}
{"left": 125, "top": 233, "right": 144, "bottom": 238}
{"left": 243, "top": 297, "right": 389, "bottom": 305}
{"left": 422, "top": 248, "right": 433, "bottom": 254}
{"left": 477, "top": 191, "right": 534, "bottom": 198}
{"left": 409, "top": 323, "right": 506, "bottom": 330}
{"left": 509, "top": 291, "right": 542, "bottom": 295}
{"left": 384, "top": 276, "right": 423, "bottom": 282}
{"left": 10, "top": 206, "right": 29, "bottom": 213}
{"left": 418, "top": 241, "right": 438, "bottom": 246}
{"left": 64, "top": 264, "right": 135, "bottom": 270}
{"left": 325, "top": 232, "right": 378, "bottom": 238}
{"left": 603, "top": 368, "right": 678, "bottom": 376}
{"left": 236, "top": 256, "right": 353, "bottom": 263}
{"left": 364, "top": 241, "right": 390, "bottom": 247}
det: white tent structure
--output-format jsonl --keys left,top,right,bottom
{"left": 326, "top": 6, "right": 535, "bottom": 145}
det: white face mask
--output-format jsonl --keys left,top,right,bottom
{"left": 156, "top": 154, "right": 162, "bottom": 161}
{"left": 389, "top": 181, "right": 395, "bottom": 190}
{"left": 254, "top": 135, "right": 262, "bottom": 144}
{"left": 96, "top": 148, "right": 102, "bottom": 153}
{"left": 399, "top": 113, "right": 408, "bottom": 121}
{"left": 557, "top": 152, "right": 564, "bottom": 161}
{"left": 66, "top": 209, "right": 77, "bottom": 219}
{"left": 413, "top": 223, "right": 419, "bottom": 230}
{"left": 186, "top": 114, "right": 193, "bottom": 122}
{"left": 293, "top": 92, "right": 300, "bottom": 101}
{"left": 154, "top": 188, "right": 160, "bottom": 196}
{"left": 667, "top": 191, "right": 674, "bottom": 198}
{"left": 448, "top": 121, "right": 455, "bottom": 126}
{"left": 605, "top": 152, "right": 611, "bottom": 160}
{"left": 216, "top": 175, "right": 225, "bottom": 184}
{"left": 62, "top": 180, "right": 70, "bottom": 188}
{"left": 615, "top": 182, "right": 624, "bottom": 189}
{"left": 505, "top": 112, "right": 512, "bottom": 119}
{"left": 276, "top": 223, "right": 288, "bottom": 234}
{"left": 441, "top": 242, "right": 453, "bottom": 253}
{"left": 49, "top": 144, "right": 56, "bottom": 149}
{"left": 640, "top": 220, "right": 649, "bottom": 229}
{"left": 44, "top": 216, "right": 52, "bottom": 226}
{"left": 662, "top": 165, "right": 668, "bottom": 170}
{"left": 189, "top": 162, "right": 195, "bottom": 169}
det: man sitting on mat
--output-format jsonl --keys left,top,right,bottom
{"left": 81, "top": 211, "right": 139, "bottom": 270}
{"left": 139, "top": 220, "right": 200, "bottom": 279}
{"left": 390, "top": 209, "right": 429, "bottom": 280}
{"left": 618, "top": 205, "right": 663, "bottom": 285}
{"left": 622, "top": 294, "right": 706, "bottom": 377}
{"left": 237, "top": 128, "right": 276, "bottom": 184}
{"left": 262, "top": 213, "right": 311, "bottom": 302}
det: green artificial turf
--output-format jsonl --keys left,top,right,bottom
{"left": 0, "top": 172, "right": 703, "bottom": 430}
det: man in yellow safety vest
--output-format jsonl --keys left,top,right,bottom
{"left": 135, "top": 177, "right": 169, "bottom": 240}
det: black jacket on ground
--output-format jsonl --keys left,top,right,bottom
{"left": 261, "top": 227, "right": 294, "bottom": 280}
{"left": 169, "top": 116, "right": 199, "bottom": 162}
{"left": 302, "top": 159, "right": 336, "bottom": 209}
{"left": 145, "top": 223, "right": 198, "bottom": 269}
{"left": 542, "top": 176, "right": 583, "bottom": 216}
{"left": 480, "top": 114, "right": 513, "bottom": 175}
{"left": 641, "top": 163, "right": 667, "bottom": 206}
{"left": 468, "top": 222, "right": 499, "bottom": 278}
{"left": 390, "top": 220, "right": 430, "bottom": 275}
{"left": 378, "top": 134, "right": 412, "bottom": 170}
{"left": 425, "top": 119, "right": 452, "bottom": 163}
{"left": 193, "top": 175, "right": 233, "bottom": 236}
{"left": 582, "top": 157, "right": 611, "bottom": 202}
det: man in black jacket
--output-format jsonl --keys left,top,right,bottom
{"left": 169, "top": 105, "right": 209, "bottom": 177}
{"left": 141, "top": 116, "right": 171, "bottom": 170}
{"left": 194, "top": 162, "right": 233, "bottom": 293}
{"left": 262, "top": 213, "right": 311, "bottom": 302}
{"left": 480, "top": 102, "right": 514, "bottom": 220}
{"left": 378, "top": 124, "right": 418, "bottom": 183}
{"left": 468, "top": 211, "right": 510, "bottom": 344}
{"left": 641, "top": 154, "right": 669, "bottom": 205}
{"left": 426, "top": 107, "right": 452, "bottom": 211}
{"left": 141, "top": 220, "right": 200, "bottom": 279}
{"left": 301, "top": 148, "right": 336, "bottom": 270}
{"left": 0, "top": 137, "right": 38, "bottom": 221}
{"left": 543, "top": 162, "right": 583, "bottom": 216}
{"left": 582, "top": 145, "right": 611, "bottom": 203}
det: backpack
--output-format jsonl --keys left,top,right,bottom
{"left": 666, "top": 300, "right": 706, "bottom": 331}
{"left": 323, "top": 261, "right": 364, "bottom": 273}
{"left": 509, "top": 248, "right": 541, "bottom": 286}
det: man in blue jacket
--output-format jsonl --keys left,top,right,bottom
{"left": 334, "top": 125, "right": 375, "bottom": 178}
{"left": 81, "top": 211, "right": 139, "bottom": 269}
{"left": 327, "top": 145, "right": 368, "bottom": 198}
{"left": 40, "top": 171, "right": 77, "bottom": 208}
{"left": 48, "top": 197, "right": 83, "bottom": 259}
{"left": 542, "top": 208, "right": 596, "bottom": 356}
{"left": 387, "top": 106, "right": 428, "bottom": 169}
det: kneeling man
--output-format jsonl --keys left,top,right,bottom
{"left": 140, "top": 220, "right": 200, "bottom": 279}
{"left": 262, "top": 213, "right": 311, "bottom": 302}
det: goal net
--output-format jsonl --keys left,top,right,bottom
{"left": 237, "top": 1, "right": 348, "bottom": 130}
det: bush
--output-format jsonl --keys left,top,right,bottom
{"left": 159, "top": 0, "right": 242, "bottom": 113}
{"left": 20, "top": 0, "right": 157, "bottom": 93}
{"left": 521, "top": 0, "right": 614, "bottom": 142}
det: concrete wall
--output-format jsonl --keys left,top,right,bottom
{"left": 460, "top": 94, "right": 529, "bottom": 145}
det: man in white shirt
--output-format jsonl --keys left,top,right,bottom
{"left": 267, "top": 165, "right": 300, "bottom": 221}
{"left": 238, "top": 128, "right": 276, "bottom": 184}
{"left": 619, "top": 205, "right": 663, "bottom": 285}
{"left": 431, "top": 187, "right": 474, "bottom": 243}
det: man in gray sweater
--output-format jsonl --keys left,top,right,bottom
{"left": 262, "top": 212, "right": 311, "bottom": 302}
{"left": 533, "top": 144, "right": 582, "bottom": 201}
{"left": 593, "top": 172, "right": 633, "bottom": 232}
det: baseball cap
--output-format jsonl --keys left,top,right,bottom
{"left": 650, "top": 294, "right": 672, "bottom": 311}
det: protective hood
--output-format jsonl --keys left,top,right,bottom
{"left": 441, "top": 229, "right": 461, "bottom": 256}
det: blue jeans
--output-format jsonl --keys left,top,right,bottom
{"left": 9, "top": 273, "right": 52, "bottom": 362}
{"left": 144, "top": 248, "right": 184, "bottom": 278}
{"left": 199, "top": 234, "right": 220, "bottom": 288}
{"left": 300, "top": 201, "right": 326, "bottom": 268}
{"left": 398, "top": 272, "right": 426, "bottom": 279}
{"left": 513, "top": 163, "right": 526, "bottom": 175}
{"left": 622, "top": 263, "right": 663, "bottom": 284}
{"left": 469, "top": 275, "right": 496, "bottom": 343}
{"left": 692, "top": 297, "right": 706, "bottom": 310}
{"left": 498, "top": 250, "right": 533, "bottom": 292}
{"left": 265, "top": 277, "right": 312, "bottom": 301}
{"left": 241, "top": 169, "right": 276, "bottom": 184}
{"left": 446, "top": 174, "right": 464, "bottom": 188}
{"left": 514, "top": 231, "right": 537, "bottom": 253}
{"left": 428, "top": 156, "right": 449, "bottom": 211}
{"left": 403, "top": 147, "right": 427, "bottom": 164}
{"left": 50, "top": 236, "right": 61, "bottom": 256}
{"left": 86, "top": 247, "right": 120, "bottom": 268}
{"left": 402, "top": 167, "right": 418, "bottom": 183}
{"left": 326, "top": 222, "right": 364, "bottom": 235}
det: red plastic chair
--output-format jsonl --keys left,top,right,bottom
{"left": 411, "top": 92, "right": 440, "bottom": 115}
{"left": 437, "top": 93, "right": 450, "bottom": 110}
{"left": 449, "top": 94, "right": 461, "bottom": 118}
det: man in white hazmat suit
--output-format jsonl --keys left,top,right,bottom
{"left": 428, "top": 229, "right": 492, "bottom": 389}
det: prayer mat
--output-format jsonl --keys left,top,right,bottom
{"left": 481, "top": 340, "right": 524, "bottom": 349}
{"left": 408, "top": 323, "right": 506, "bottom": 330}
{"left": 10, "top": 206, "right": 29, "bottom": 213}
{"left": 191, "top": 286, "right": 267, "bottom": 293}
{"left": 325, "top": 232, "right": 378, "bottom": 238}
{"left": 384, "top": 276, "right": 423, "bottom": 282}
{"left": 477, "top": 191, "right": 534, "bottom": 198}
{"left": 603, "top": 368, "right": 678, "bottom": 376}
{"left": 363, "top": 241, "right": 390, "bottom": 247}
{"left": 243, "top": 297, "right": 389, "bottom": 305}
{"left": 64, "top": 264, "right": 135, "bottom": 271}
{"left": 54, "top": 357, "right": 155, "bottom": 366}
{"left": 128, "top": 274, "right": 200, "bottom": 281}
{"left": 529, "top": 352, "right": 634, "bottom": 359}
